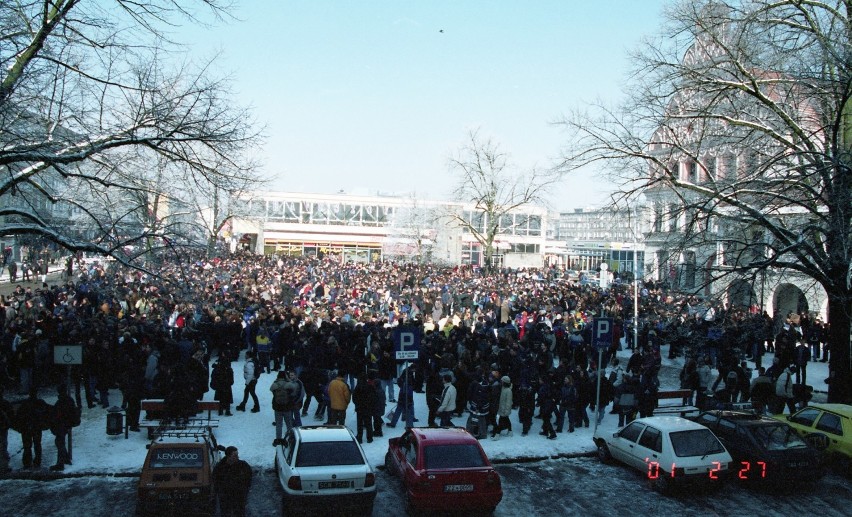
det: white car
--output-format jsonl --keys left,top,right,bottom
{"left": 275, "top": 425, "right": 376, "bottom": 515}
{"left": 593, "top": 416, "right": 732, "bottom": 493}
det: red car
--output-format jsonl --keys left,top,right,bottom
{"left": 384, "top": 427, "right": 502, "bottom": 514}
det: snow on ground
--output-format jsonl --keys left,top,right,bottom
{"left": 5, "top": 345, "right": 834, "bottom": 476}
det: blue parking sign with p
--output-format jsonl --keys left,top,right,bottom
{"left": 593, "top": 317, "right": 613, "bottom": 351}
{"left": 393, "top": 326, "right": 421, "bottom": 361}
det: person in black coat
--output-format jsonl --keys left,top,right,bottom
{"left": 593, "top": 374, "right": 614, "bottom": 426}
{"left": 118, "top": 343, "right": 147, "bottom": 432}
{"left": 377, "top": 350, "right": 397, "bottom": 403}
{"left": 616, "top": 373, "right": 642, "bottom": 426}
{"left": 164, "top": 363, "right": 197, "bottom": 421}
{"left": 187, "top": 348, "right": 210, "bottom": 401}
{"left": 0, "top": 385, "right": 14, "bottom": 474}
{"left": 425, "top": 370, "right": 443, "bottom": 427}
{"left": 300, "top": 367, "right": 328, "bottom": 420}
{"left": 370, "top": 374, "right": 386, "bottom": 437}
{"left": 466, "top": 374, "right": 490, "bottom": 415}
{"left": 537, "top": 375, "right": 557, "bottom": 440}
{"left": 351, "top": 373, "right": 376, "bottom": 443}
{"left": 487, "top": 370, "right": 502, "bottom": 431}
{"left": 516, "top": 382, "right": 536, "bottom": 436}
{"left": 15, "top": 388, "right": 50, "bottom": 469}
{"left": 213, "top": 446, "right": 252, "bottom": 517}
{"left": 210, "top": 355, "right": 235, "bottom": 416}
{"left": 50, "top": 384, "right": 77, "bottom": 471}
{"left": 452, "top": 361, "right": 471, "bottom": 417}
{"left": 574, "top": 369, "right": 593, "bottom": 428}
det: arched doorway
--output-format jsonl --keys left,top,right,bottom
{"left": 772, "top": 283, "right": 808, "bottom": 320}
{"left": 727, "top": 279, "right": 756, "bottom": 309}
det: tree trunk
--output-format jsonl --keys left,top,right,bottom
{"left": 826, "top": 291, "right": 852, "bottom": 404}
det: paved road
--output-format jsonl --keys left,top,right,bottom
{"left": 0, "top": 457, "right": 848, "bottom": 517}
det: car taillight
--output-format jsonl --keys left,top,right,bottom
{"left": 287, "top": 476, "right": 302, "bottom": 490}
{"left": 364, "top": 473, "right": 375, "bottom": 487}
{"left": 486, "top": 471, "right": 501, "bottom": 486}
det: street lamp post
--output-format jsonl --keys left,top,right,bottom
{"left": 634, "top": 205, "right": 640, "bottom": 349}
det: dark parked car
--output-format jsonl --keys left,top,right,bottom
{"left": 691, "top": 410, "right": 826, "bottom": 484}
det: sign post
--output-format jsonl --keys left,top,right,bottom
{"left": 54, "top": 345, "right": 83, "bottom": 462}
{"left": 592, "top": 317, "right": 614, "bottom": 435}
{"left": 393, "top": 326, "right": 421, "bottom": 428}
{"left": 393, "top": 326, "right": 421, "bottom": 362}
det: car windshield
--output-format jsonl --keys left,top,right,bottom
{"left": 751, "top": 424, "right": 809, "bottom": 451}
{"left": 669, "top": 429, "right": 726, "bottom": 457}
{"left": 295, "top": 441, "right": 365, "bottom": 467}
{"left": 423, "top": 444, "right": 486, "bottom": 470}
{"left": 149, "top": 447, "right": 205, "bottom": 469}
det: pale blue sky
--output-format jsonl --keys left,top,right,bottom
{"left": 184, "top": 0, "right": 668, "bottom": 210}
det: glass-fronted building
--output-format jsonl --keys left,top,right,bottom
{"left": 230, "top": 191, "right": 549, "bottom": 267}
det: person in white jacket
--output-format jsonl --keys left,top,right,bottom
{"left": 775, "top": 364, "right": 796, "bottom": 414}
{"left": 696, "top": 358, "right": 714, "bottom": 409}
{"left": 236, "top": 351, "right": 260, "bottom": 413}
{"left": 491, "top": 376, "right": 513, "bottom": 439}
{"left": 437, "top": 374, "right": 457, "bottom": 427}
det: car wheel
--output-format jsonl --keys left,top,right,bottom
{"left": 834, "top": 453, "right": 852, "bottom": 478}
{"left": 805, "top": 432, "right": 830, "bottom": 451}
{"left": 596, "top": 441, "right": 613, "bottom": 464}
{"left": 405, "top": 498, "right": 422, "bottom": 517}
{"left": 384, "top": 451, "right": 394, "bottom": 474}
{"left": 281, "top": 494, "right": 297, "bottom": 517}
{"left": 651, "top": 473, "right": 671, "bottom": 495}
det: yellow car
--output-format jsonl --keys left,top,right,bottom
{"left": 776, "top": 403, "right": 852, "bottom": 475}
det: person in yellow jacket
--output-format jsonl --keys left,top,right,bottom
{"left": 327, "top": 371, "right": 351, "bottom": 426}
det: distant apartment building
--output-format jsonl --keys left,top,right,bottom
{"left": 550, "top": 207, "right": 646, "bottom": 277}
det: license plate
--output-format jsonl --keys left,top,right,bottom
{"left": 318, "top": 480, "right": 352, "bottom": 489}
{"left": 158, "top": 492, "right": 189, "bottom": 500}
{"left": 444, "top": 484, "right": 474, "bottom": 493}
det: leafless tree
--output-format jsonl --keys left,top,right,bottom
{"left": 0, "top": 0, "right": 262, "bottom": 271}
{"left": 448, "top": 129, "right": 559, "bottom": 270}
{"left": 386, "top": 195, "right": 441, "bottom": 264}
{"left": 557, "top": 0, "right": 852, "bottom": 403}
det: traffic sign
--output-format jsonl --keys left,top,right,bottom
{"left": 54, "top": 345, "right": 83, "bottom": 365}
{"left": 592, "top": 317, "right": 613, "bottom": 351}
{"left": 393, "top": 326, "right": 421, "bottom": 361}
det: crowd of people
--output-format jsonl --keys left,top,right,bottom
{"left": 0, "top": 250, "right": 832, "bottom": 475}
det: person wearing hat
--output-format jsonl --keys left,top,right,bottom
{"left": 213, "top": 446, "right": 252, "bottom": 517}
{"left": 491, "top": 376, "right": 513, "bottom": 439}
